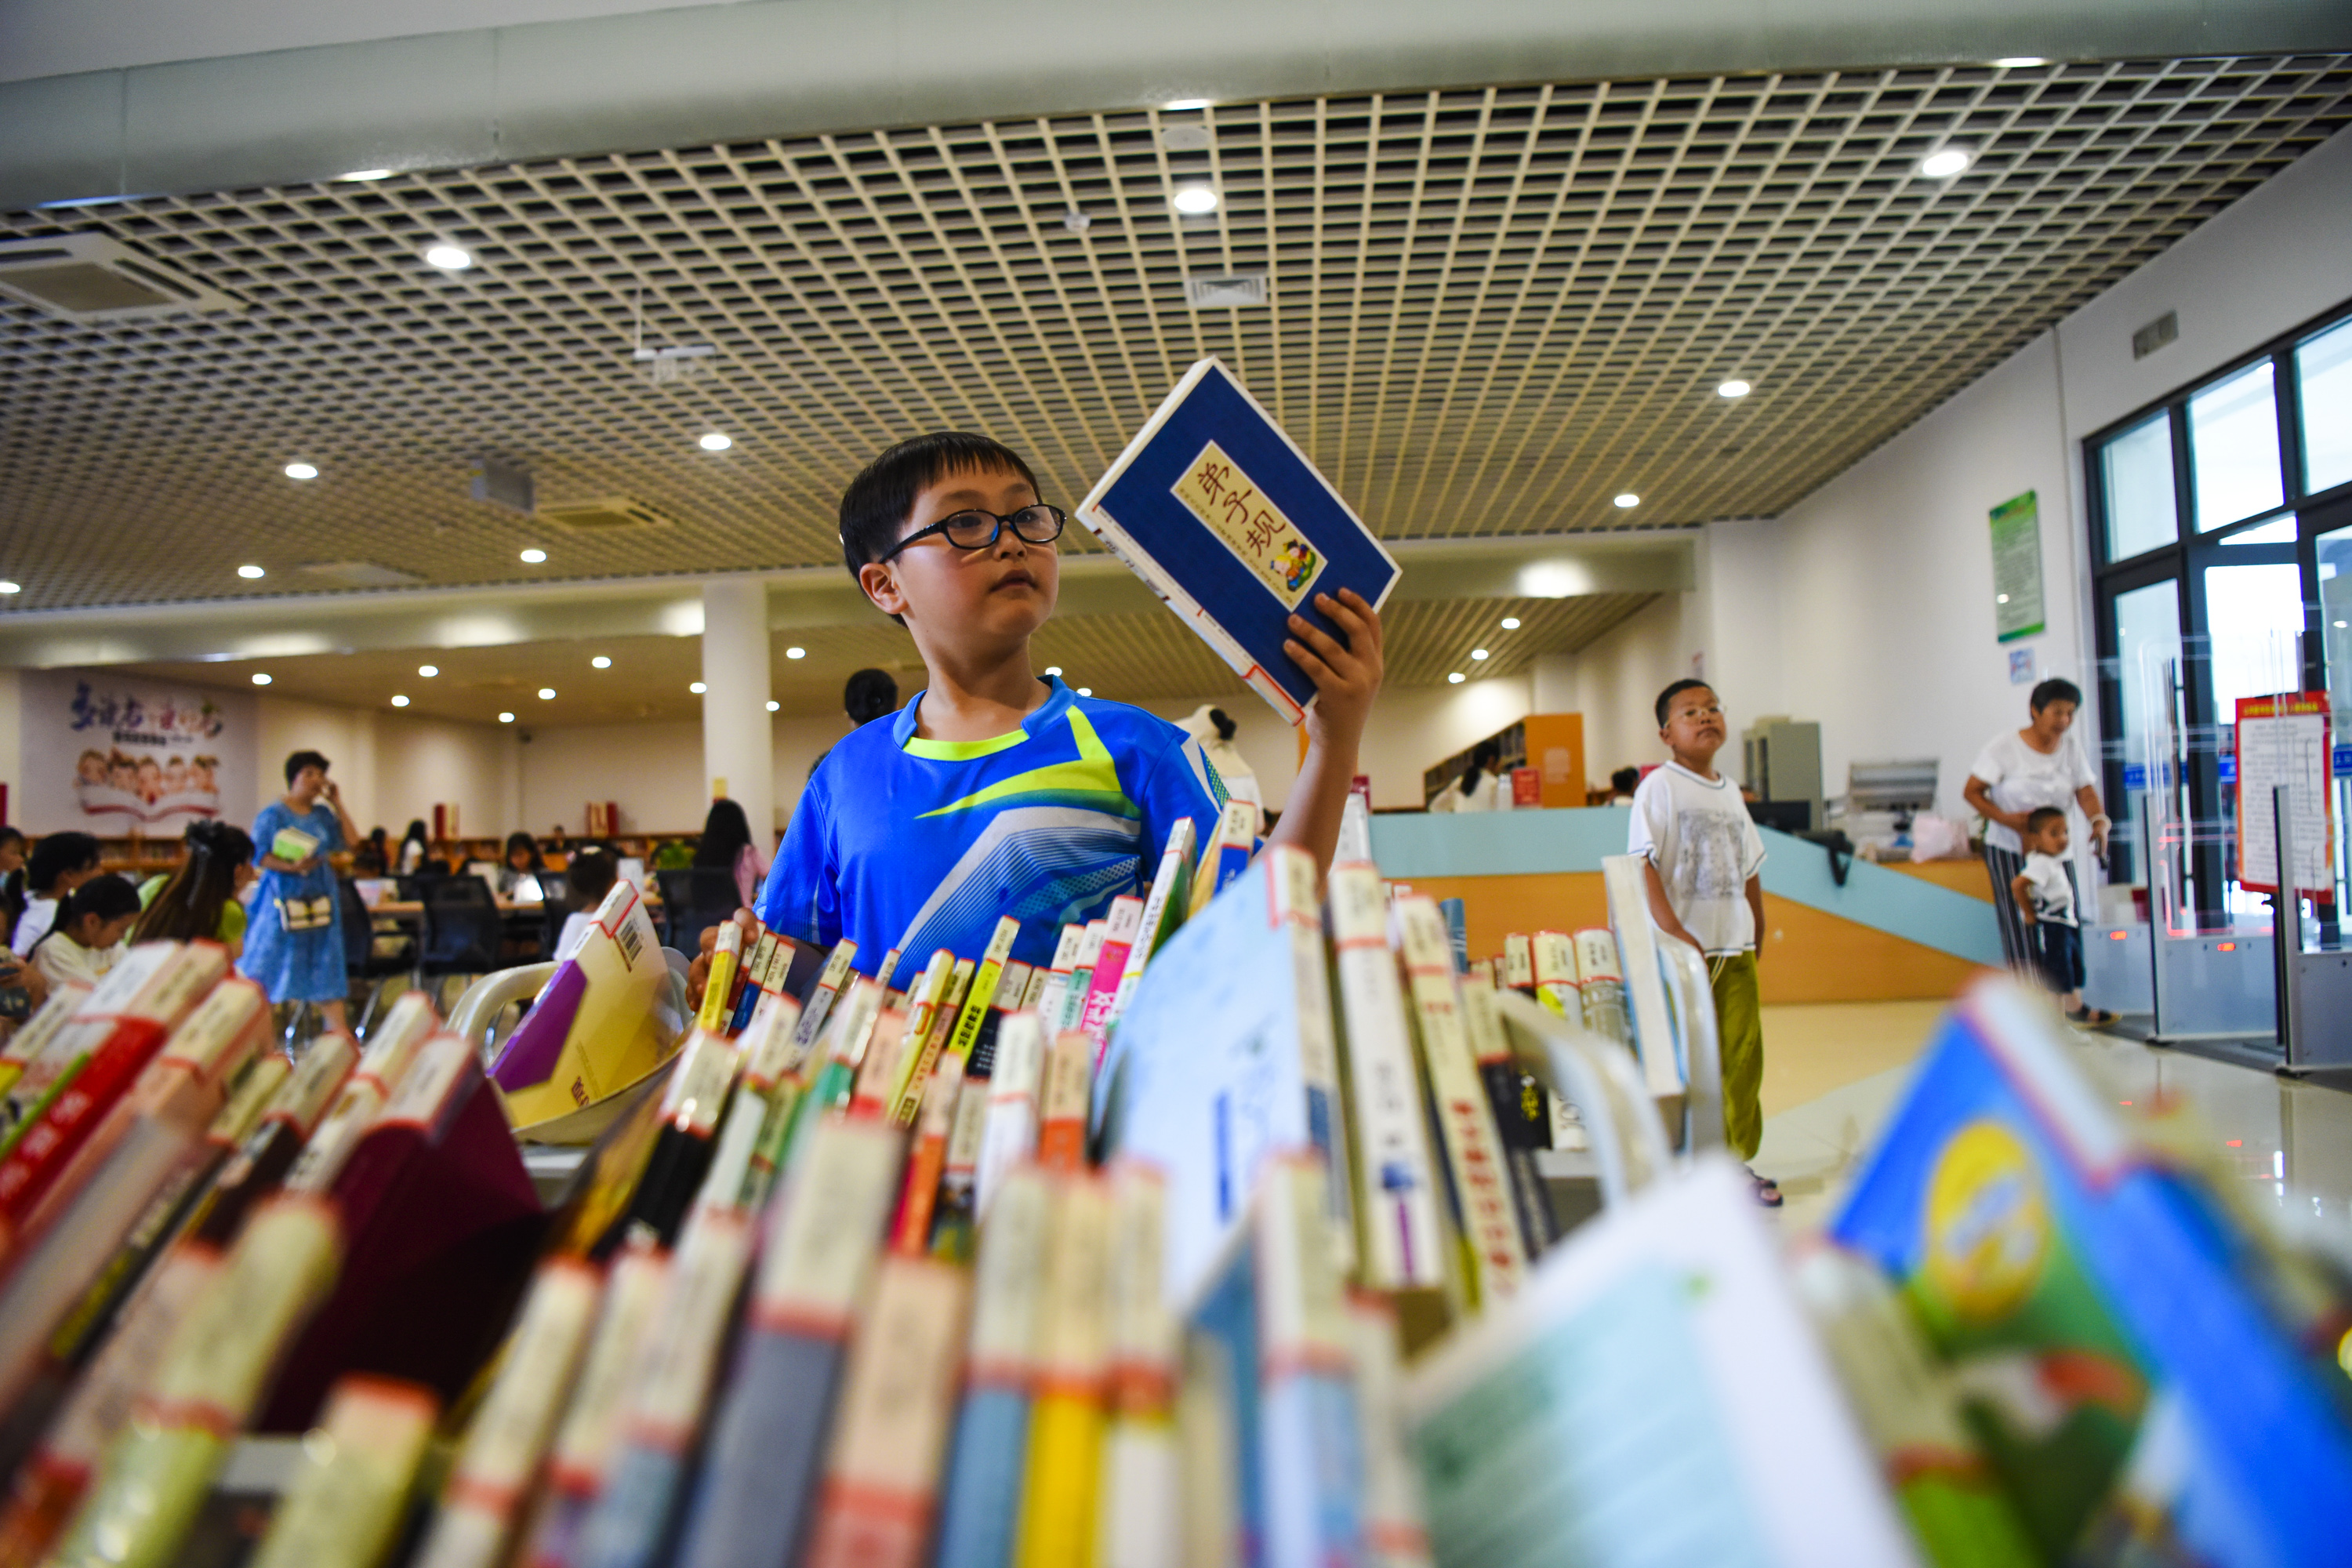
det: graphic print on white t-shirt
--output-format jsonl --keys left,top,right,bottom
{"left": 2020, "top": 852, "right": 2077, "bottom": 926}
{"left": 1627, "top": 763, "right": 1767, "bottom": 957}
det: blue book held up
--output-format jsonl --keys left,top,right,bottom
{"left": 1078, "top": 358, "right": 1402, "bottom": 725}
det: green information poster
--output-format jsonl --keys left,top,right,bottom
{"left": 1989, "top": 491, "right": 2045, "bottom": 643}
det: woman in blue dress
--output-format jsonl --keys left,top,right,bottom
{"left": 239, "top": 749, "right": 362, "bottom": 1031}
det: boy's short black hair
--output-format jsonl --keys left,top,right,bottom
{"left": 28, "top": 832, "right": 101, "bottom": 894}
{"left": 567, "top": 849, "right": 617, "bottom": 905}
{"left": 1610, "top": 766, "right": 1640, "bottom": 793}
{"left": 838, "top": 432, "right": 1042, "bottom": 579}
{"left": 1654, "top": 678, "right": 1715, "bottom": 729}
{"left": 284, "top": 749, "right": 330, "bottom": 786}
{"left": 2030, "top": 677, "right": 2082, "bottom": 713}
{"left": 2024, "top": 805, "right": 2067, "bottom": 833}
{"left": 62, "top": 873, "right": 140, "bottom": 930}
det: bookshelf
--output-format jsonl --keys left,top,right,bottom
{"left": 1419, "top": 711, "right": 1585, "bottom": 810}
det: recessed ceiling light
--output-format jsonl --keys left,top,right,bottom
{"left": 1045, "top": 665, "right": 1063, "bottom": 677}
{"left": 519, "top": 548, "right": 546, "bottom": 564}
{"left": 1992, "top": 56, "right": 2046, "bottom": 67}
{"left": 284, "top": 462, "right": 318, "bottom": 481}
{"left": 1718, "top": 379, "right": 1751, "bottom": 399}
{"left": 499, "top": 711, "right": 515, "bottom": 723}
{"left": 691, "top": 681, "right": 707, "bottom": 694}
{"left": 1471, "top": 648, "right": 1490, "bottom": 660}
{"left": 337, "top": 169, "right": 393, "bottom": 182}
{"left": 766, "top": 700, "right": 781, "bottom": 712}
{"left": 418, "top": 664, "right": 438, "bottom": 677}
{"left": 1499, "top": 616, "right": 1519, "bottom": 629}
{"left": 390, "top": 695, "right": 410, "bottom": 707}
{"left": 1171, "top": 183, "right": 1220, "bottom": 215}
{"left": 0, "top": 581, "right": 19, "bottom": 595}
{"left": 252, "top": 673, "right": 272, "bottom": 685}
{"left": 423, "top": 242, "right": 472, "bottom": 270}
{"left": 786, "top": 646, "right": 806, "bottom": 660}
{"left": 1918, "top": 148, "right": 1972, "bottom": 179}
{"left": 538, "top": 688, "right": 555, "bottom": 699}
{"left": 1447, "top": 672, "right": 1465, "bottom": 684}
{"left": 699, "top": 432, "right": 732, "bottom": 452}
{"left": 1163, "top": 97, "right": 1210, "bottom": 111}
{"left": 1613, "top": 492, "right": 1640, "bottom": 509}
{"left": 592, "top": 655, "right": 612, "bottom": 669}
{"left": 238, "top": 564, "right": 267, "bottom": 579}
{"left": 1076, "top": 687, "right": 1093, "bottom": 697}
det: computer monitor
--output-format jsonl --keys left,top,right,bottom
{"left": 1747, "top": 800, "right": 1811, "bottom": 835}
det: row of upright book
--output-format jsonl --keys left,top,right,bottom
{"left": 0, "top": 799, "right": 2347, "bottom": 1568}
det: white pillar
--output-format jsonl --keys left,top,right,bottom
{"left": 1530, "top": 652, "right": 1578, "bottom": 715}
{"left": 700, "top": 579, "right": 775, "bottom": 852}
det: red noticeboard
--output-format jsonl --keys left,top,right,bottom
{"left": 2234, "top": 691, "right": 2332, "bottom": 898}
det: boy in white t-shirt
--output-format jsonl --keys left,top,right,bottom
{"left": 2009, "top": 806, "right": 2112, "bottom": 1024}
{"left": 1628, "top": 679, "right": 1774, "bottom": 1204}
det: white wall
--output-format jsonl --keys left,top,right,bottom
{"left": 253, "top": 695, "right": 517, "bottom": 840}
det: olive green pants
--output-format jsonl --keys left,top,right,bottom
{"left": 1708, "top": 951, "right": 1764, "bottom": 1160}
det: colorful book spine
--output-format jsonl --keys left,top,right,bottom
{"left": 786, "top": 939, "right": 860, "bottom": 1070}
{"left": 618, "top": 1025, "right": 743, "bottom": 1247}
{"left": 695, "top": 920, "right": 746, "bottom": 1033}
{"left": 727, "top": 930, "right": 779, "bottom": 1036}
{"left": 520, "top": 1242, "right": 670, "bottom": 1568}
{"left": 975, "top": 1013, "right": 1045, "bottom": 1218}
{"left": 671, "top": 1118, "right": 905, "bottom": 1568}
{"left": 1456, "top": 972, "right": 1559, "bottom": 1256}
{"left": 1570, "top": 929, "right": 1632, "bottom": 1047}
{"left": 1018, "top": 964, "right": 1053, "bottom": 1011}
{"left": 180, "top": 1025, "right": 358, "bottom": 1247}
{"left": 891, "top": 1051, "right": 967, "bottom": 1255}
{"left": 1501, "top": 934, "right": 1535, "bottom": 996}
{"left": 1345, "top": 1294, "right": 1432, "bottom": 1568}
{"left": 884, "top": 952, "right": 957, "bottom": 1122}
{"left": 1189, "top": 798, "right": 1258, "bottom": 917}
{"left": 1036, "top": 1029, "right": 1094, "bottom": 1173}
{"left": 1326, "top": 863, "right": 1446, "bottom": 1292}
{"left": 575, "top": 1207, "right": 757, "bottom": 1568}
{"left": 1268, "top": 848, "right": 1356, "bottom": 1276}
{"left": 850, "top": 1004, "right": 915, "bottom": 1120}
{"left": 1111, "top": 818, "right": 1198, "bottom": 1022}
{"left": 966, "top": 960, "right": 1030, "bottom": 1080}
{"left": 925, "top": 1075, "right": 991, "bottom": 1263}
{"left": 1057, "top": 920, "right": 1108, "bottom": 1036}
{"left": 1252, "top": 1155, "right": 1366, "bottom": 1568}
{"left": 1012, "top": 1173, "right": 1112, "bottom": 1568}
{"left": 935, "top": 1165, "right": 1054, "bottom": 1568}
{"left": 871, "top": 946, "right": 903, "bottom": 995}
{"left": 802, "top": 1257, "right": 972, "bottom": 1568}
{"left": 1393, "top": 896, "right": 1526, "bottom": 1306}
{"left": 50, "top": 1194, "right": 345, "bottom": 1568}
{"left": 0, "top": 980, "right": 92, "bottom": 1105}
{"left": 412, "top": 1257, "right": 604, "bottom": 1568}
{"left": 1076, "top": 895, "right": 1145, "bottom": 1065}
{"left": 944, "top": 916, "right": 1023, "bottom": 1069}
{"left": 807, "top": 978, "right": 886, "bottom": 1116}
{"left": 247, "top": 1374, "right": 441, "bottom": 1568}
{"left": 283, "top": 992, "right": 439, "bottom": 1197}
{"left": 1529, "top": 931, "right": 1576, "bottom": 1018}
{"left": 880, "top": 959, "right": 970, "bottom": 1123}
{"left": 1098, "top": 1163, "right": 1181, "bottom": 1568}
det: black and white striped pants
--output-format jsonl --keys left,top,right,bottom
{"left": 1984, "top": 843, "right": 2078, "bottom": 978}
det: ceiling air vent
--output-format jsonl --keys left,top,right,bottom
{"left": 538, "top": 496, "right": 679, "bottom": 534}
{"left": 0, "top": 234, "right": 243, "bottom": 321}
{"left": 1184, "top": 274, "right": 1269, "bottom": 309}
{"left": 299, "top": 561, "right": 426, "bottom": 589}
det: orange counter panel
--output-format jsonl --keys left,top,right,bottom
{"left": 1393, "top": 870, "right": 1994, "bottom": 1004}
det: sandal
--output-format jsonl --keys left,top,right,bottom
{"left": 2067, "top": 1006, "right": 2118, "bottom": 1026}
{"left": 1747, "top": 1168, "right": 1784, "bottom": 1209}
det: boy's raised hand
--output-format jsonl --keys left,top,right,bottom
{"left": 1287, "top": 588, "right": 1385, "bottom": 747}
{"left": 684, "top": 908, "right": 758, "bottom": 1013}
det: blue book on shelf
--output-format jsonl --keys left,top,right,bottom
{"left": 1079, "top": 358, "right": 1401, "bottom": 724}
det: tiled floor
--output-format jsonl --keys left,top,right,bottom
{"left": 1749, "top": 993, "right": 2352, "bottom": 1246}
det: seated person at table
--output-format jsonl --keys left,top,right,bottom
{"left": 133, "top": 821, "right": 258, "bottom": 960}
{"left": 497, "top": 831, "right": 546, "bottom": 898}
{"left": 10, "top": 832, "right": 102, "bottom": 958}
{"left": 555, "top": 849, "right": 616, "bottom": 960}
{"left": 32, "top": 874, "right": 142, "bottom": 988}
{"left": 749, "top": 430, "right": 1383, "bottom": 978}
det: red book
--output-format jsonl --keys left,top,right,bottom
{"left": 1035, "top": 1030, "right": 1094, "bottom": 1173}
{"left": 889, "top": 1053, "right": 964, "bottom": 1255}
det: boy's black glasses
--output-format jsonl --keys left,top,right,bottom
{"left": 877, "top": 504, "right": 1066, "bottom": 562}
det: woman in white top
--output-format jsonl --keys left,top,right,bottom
{"left": 1962, "top": 677, "right": 2110, "bottom": 982}
{"left": 1430, "top": 739, "right": 1514, "bottom": 814}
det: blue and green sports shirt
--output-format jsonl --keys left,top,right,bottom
{"left": 758, "top": 676, "right": 1229, "bottom": 975}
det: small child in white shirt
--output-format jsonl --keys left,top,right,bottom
{"left": 2009, "top": 807, "right": 2100, "bottom": 1021}
{"left": 31, "top": 874, "right": 140, "bottom": 990}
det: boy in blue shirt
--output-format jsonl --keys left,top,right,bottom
{"left": 750, "top": 431, "right": 1383, "bottom": 976}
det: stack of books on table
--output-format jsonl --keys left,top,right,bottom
{"left": 0, "top": 818, "right": 2343, "bottom": 1568}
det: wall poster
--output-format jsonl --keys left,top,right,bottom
{"left": 17, "top": 670, "right": 259, "bottom": 835}
{"left": 2236, "top": 691, "right": 2332, "bottom": 897}
{"left": 1989, "top": 491, "right": 2046, "bottom": 644}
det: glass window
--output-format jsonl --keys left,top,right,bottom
{"left": 2188, "top": 361, "right": 2284, "bottom": 530}
{"left": 2218, "top": 515, "right": 2298, "bottom": 546}
{"left": 2298, "top": 318, "right": 2352, "bottom": 495}
{"left": 2201, "top": 561, "right": 2305, "bottom": 714}
{"left": 2100, "top": 412, "right": 2177, "bottom": 561}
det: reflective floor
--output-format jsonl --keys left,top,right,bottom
{"left": 1751, "top": 996, "right": 2352, "bottom": 1249}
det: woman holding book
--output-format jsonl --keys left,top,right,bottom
{"left": 239, "top": 749, "right": 361, "bottom": 1031}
